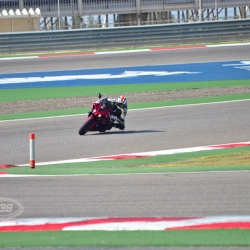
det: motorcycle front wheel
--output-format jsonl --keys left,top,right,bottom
{"left": 78, "top": 117, "right": 95, "bottom": 135}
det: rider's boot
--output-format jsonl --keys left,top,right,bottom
{"left": 114, "top": 123, "right": 125, "bottom": 130}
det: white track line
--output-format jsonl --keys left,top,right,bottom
{"left": 0, "top": 56, "right": 38, "bottom": 61}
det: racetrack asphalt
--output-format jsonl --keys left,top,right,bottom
{"left": 0, "top": 44, "right": 250, "bottom": 74}
{"left": 1, "top": 171, "right": 250, "bottom": 218}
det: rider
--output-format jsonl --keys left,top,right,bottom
{"left": 88, "top": 95, "right": 127, "bottom": 130}
{"left": 106, "top": 95, "right": 127, "bottom": 130}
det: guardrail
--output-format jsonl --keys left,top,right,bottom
{"left": 0, "top": 19, "right": 250, "bottom": 54}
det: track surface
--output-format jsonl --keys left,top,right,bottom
{"left": 1, "top": 171, "right": 250, "bottom": 218}
{"left": 1, "top": 45, "right": 250, "bottom": 221}
{"left": 1, "top": 100, "right": 250, "bottom": 165}
{"left": 0, "top": 45, "right": 250, "bottom": 74}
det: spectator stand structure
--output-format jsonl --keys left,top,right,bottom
{"left": 0, "top": 0, "right": 249, "bottom": 31}
{"left": 0, "top": 6, "right": 41, "bottom": 32}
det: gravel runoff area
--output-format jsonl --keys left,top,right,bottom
{"left": 1, "top": 86, "right": 250, "bottom": 115}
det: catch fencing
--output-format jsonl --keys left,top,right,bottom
{"left": 0, "top": 0, "right": 249, "bottom": 29}
{"left": 0, "top": 19, "right": 249, "bottom": 54}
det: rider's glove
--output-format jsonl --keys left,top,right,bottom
{"left": 102, "top": 98, "right": 108, "bottom": 104}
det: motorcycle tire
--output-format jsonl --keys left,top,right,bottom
{"left": 78, "top": 117, "right": 95, "bottom": 135}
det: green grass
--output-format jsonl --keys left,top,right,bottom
{"left": 6, "top": 146, "right": 250, "bottom": 175}
{"left": 1, "top": 79, "right": 250, "bottom": 102}
{"left": 0, "top": 230, "right": 249, "bottom": 247}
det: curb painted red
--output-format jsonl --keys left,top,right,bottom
{"left": 37, "top": 45, "right": 207, "bottom": 59}
{"left": 1, "top": 216, "right": 250, "bottom": 232}
{"left": 0, "top": 217, "right": 191, "bottom": 232}
{"left": 91, "top": 141, "right": 250, "bottom": 161}
{"left": 168, "top": 222, "right": 250, "bottom": 230}
{"left": 0, "top": 165, "right": 17, "bottom": 169}
{"left": 0, "top": 165, "right": 18, "bottom": 174}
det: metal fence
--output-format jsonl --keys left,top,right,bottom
{"left": 0, "top": 0, "right": 249, "bottom": 25}
{"left": 1, "top": 0, "right": 249, "bottom": 9}
{"left": 0, "top": 19, "right": 249, "bottom": 54}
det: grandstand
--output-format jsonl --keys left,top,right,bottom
{"left": 0, "top": 0, "right": 249, "bottom": 30}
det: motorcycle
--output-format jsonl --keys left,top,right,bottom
{"left": 78, "top": 93, "right": 116, "bottom": 135}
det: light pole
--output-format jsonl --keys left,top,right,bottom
{"left": 57, "top": 0, "right": 61, "bottom": 30}
{"left": 215, "top": 0, "right": 218, "bottom": 20}
{"left": 199, "top": 0, "right": 203, "bottom": 21}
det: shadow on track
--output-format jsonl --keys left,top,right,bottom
{"left": 88, "top": 130, "right": 164, "bottom": 135}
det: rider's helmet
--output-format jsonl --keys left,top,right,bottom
{"left": 117, "top": 95, "right": 127, "bottom": 108}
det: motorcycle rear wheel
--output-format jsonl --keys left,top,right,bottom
{"left": 78, "top": 117, "right": 95, "bottom": 135}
